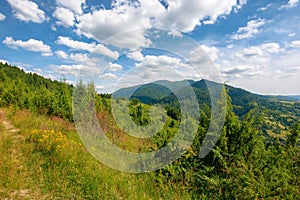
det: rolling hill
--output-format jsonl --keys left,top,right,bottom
{"left": 113, "top": 79, "right": 300, "bottom": 138}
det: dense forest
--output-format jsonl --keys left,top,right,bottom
{"left": 0, "top": 63, "right": 299, "bottom": 199}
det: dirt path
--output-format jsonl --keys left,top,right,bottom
{"left": 0, "top": 110, "right": 35, "bottom": 199}
{"left": 0, "top": 110, "right": 20, "bottom": 133}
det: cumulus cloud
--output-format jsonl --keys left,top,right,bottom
{"left": 56, "top": 36, "right": 119, "bottom": 59}
{"left": 222, "top": 43, "right": 284, "bottom": 73}
{"left": 156, "top": 0, "right": 239, "bottom": 32}
{"left": 187, "top": 45, "right": 220, "bottom": 75}
{"left": 108, "top": 63, "right": 123, "bottom": 72}
{"left": 230, "top": 18, "right": 270, "bottom": 40}
{"left": 126, "top": 50, "right": 144, "bottom": 62}
{"left": 7, "top": 0, "right": 48, "bottom": 23}
{"left": 53, "top": 63, "right": 102, "bottom": 77}
{"left": 53, "top": 7, "right": 75, "bottom": 27}
{"left": 279, "top": 0, "right": 299, "bottom": 9}
{"left": 75, "top": 0, "right": 244, "bottom": 48}
{"left": 101, "top": 73, "right": 118, "bottom": 80}
{"left": 56, "top": 36, "right": 95, "bottom": 51}
{"left": 213, "top": 42, "right": 300, "bottom": 94}
{"left": 75, "top": 1, "right": 154, "bottom": 49}
{"left": 56, "top": 50, "right": 94, "bottom": 63}
{"left": 236, "top": 43, "right": 283, "bottom": 58}
{"left": 56, "top": 0, "right": 85, "bottom": 14}
{"left": 69, "top": 53, "right": 89, "bottom": 63}
{"left": 94, "top": 44, "right": 119, "bottom": 60}
{"left": 0, "top": 13, "right": 6, "bottom": 21}
{"left": 222, "top": 65, "right": 254, "bottom": 75}
{"left": 54, "top": 64, "right": 83, "bottom": 76}
{"left": 290, "top": 40, "right": 300, "bottom": 48}
{"left": 167, "top": 30, "right": 183, "bottom": 38}
{"left": 190, "top": 45, "right": 219, "bottom": 62}
{"left": 3, "top": 37, "right": 52, "bottom": 56}
{"left": 136, "top": 55, "right": 184, "bottom": 69}
{"left": 55, "top": 50, "right": 68, "bottom": 59}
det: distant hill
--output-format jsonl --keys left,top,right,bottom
{"left": 113, "top": 79, "right": 298, "bottom": 111}
{"left": 113, "top": 80, "right": 195, "bottom": 103}
{"left": 1, "top": 62, "right": 299, "bottom": 139}
{"left": 113, "top": 79, "right": 300, "bottom": 137}
{"left": 265, "top": 95, "right": 300, "bottom": 102}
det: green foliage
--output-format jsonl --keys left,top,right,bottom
{"left": 287, "top": 121, "right": 300, "bottom": 147}
{"left": 154, "top": 95, "right": 300, "bottom": 199}
{"left": 0, "top": 64, "right": 112, "bottom": 121}
{"left": 0, "top": 64, "right": 73, "bottom": 120}
{"left": 1, "top": 63, "right": 299, "bottom": 199}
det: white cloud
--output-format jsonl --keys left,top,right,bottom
{"left": 55, "top": 50, "right": 68, "bottom": 59}
{"left": 0, "top": 59, "right": 9, "bottom": 64}
{"left": 191, "top": 45, "right": 219, "bottom": 62}
{"left": 51, "top": 24, "right": 57, "bottom": 31}
{"left": 257, "top": 3, "right": 272, "bottom": 11}
{"left": 0, "top": 13, "right": 6, "bottom": 21}
{"left": 54, "top": 64, "right": 83, "bottom": 76}
{"left": 75, "top": 0, "right": 243, "bottom": 49}
{"left": 126, "top": 50, "right": 144, "bottom": 62}
{"left": 76, "top": 0, "right": 153, "bottom": 39}
{"left": 7, "top": 0, "right": 48, "bottom": 23}
{"left": 167, "top": 30, "right": 183, "bottom": 38}
{"left": 156, "top": 0, "right": 240, "bottom": 32}
{"left": 202, "top": 20, "right": 215, "bottom": 25}
{"left": 108, "top": 63, "right": 123, "bottom": 72}
{"left": 53, "top": 63, "right": 102, "bottom": 77}
{"left": 230, "top": 19, "right": 270, "bottom": 40}
{"left": 289, "top": 33, "right": 296, "bottom": 37}
{"left": 236, "top": 43, "right": 283, "bottom": 58}
{"left": 69, "top": 53, "right": 89, "bottom": 63}
{"left": 211, "top": 41, "right": 300, "bottom": 94}
{"left": 188, "top": 45, "right": 219, "bottom": 73}
{"left": 75, "top": 1, "right": 153, "bottom": 49}
{"left": 3, "top": 37, "right": 53, "bottom": 56}
{"left": 53, "top": 7, "right": 75, "bottom": 27}
{"left": 96, "top": 85, "right": 105, "bottom": 90}
{"left": 104, "top": 30, "right": 153, "bottom": 49}
{"left": 93, "top": 44, "right": 119, "bottom": 60}
{"left": 290, "top": 40, "right": 300, "bottom": 48}
{"left": 56, "top": 36, "right": 95, "bottom": 51}
{"left": 33, "top": 68, "right": 42, "bottom": 73}
{"left": 101, "top": 73, "right": 118, "bottom": 80}
{"left": 56, "top": 0, "right": 85, "bottom": 14}
{"left": 55, "top": 50, "right": 90, "bottom": 63}
{"left": 279, "top": 0, "right": 299, "bottom": 9}
{"left": 222, "top": 65, "right": 254, "bottom": 75}
{"left": 56, "top": 36, "right": 119, "bottom": 59}
{"left": 136, "top": 55, "right": 183, "bottom": 69}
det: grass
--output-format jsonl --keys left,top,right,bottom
{"left": 0, "top": 107, "right": 192, "bottom": 199}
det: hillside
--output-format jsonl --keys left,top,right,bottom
{"left": 114, "top": 79, "right": 300, "bottom": 139}
{"left": 0, "top": 63, "right": 299, "bottom": 199}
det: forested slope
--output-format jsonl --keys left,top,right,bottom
{"left": 0, "top": 63, "right": 299, "bottom": 199}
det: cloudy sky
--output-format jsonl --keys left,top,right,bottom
{"left": 0, "top": 0, "right": 299, "bottom": 95}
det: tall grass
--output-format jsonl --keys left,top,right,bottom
{"left": 0, "top": 108, "right": 191, "bottom": 199}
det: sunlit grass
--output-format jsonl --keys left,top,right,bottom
{"left": 0, "top": 107, "right": 191, "bottom": 199}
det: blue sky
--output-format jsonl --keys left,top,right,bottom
{"left": 0, "top": 0, "right": 299, "bottom": 95}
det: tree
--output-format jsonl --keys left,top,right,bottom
{"left": 287, "top": 122, "right": 300, "bottom": 147}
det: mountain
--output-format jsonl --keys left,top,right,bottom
{"left": 113, "top": 80, "right": 195, "bottom": 103}
{"left": 113, "top": 79, "right": 300, "bottom": 137}
{"left": 114, "top": 79, "right": 299, "bottom": 109}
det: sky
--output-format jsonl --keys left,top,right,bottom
{"left": 0, "top": 0, "right": 299, "bottom": 95}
